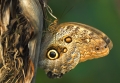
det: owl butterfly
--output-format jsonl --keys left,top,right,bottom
{"left": 39, "top": 3, "right": 113, "bottom": 79}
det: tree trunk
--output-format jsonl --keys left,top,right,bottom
{"left": 0, "top": 0, "right": 44, "bottom": 83}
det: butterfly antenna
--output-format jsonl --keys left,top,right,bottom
{"left": 44, "top": 1, "right": 57, "bottom": 20}
{"left": 60, "top": 0, "right": 78, "bottom": 19}
{"left": 43, "top": 1, "right": 58, "bottom": 44}
{"left": 43, "top": 1, "right": 58, "bottom": 33}
{"left": 46, "top": 5, "right": 57, "bottom": 44}
{"left": 60, "top": 2, "right": 68, "bottom": 19}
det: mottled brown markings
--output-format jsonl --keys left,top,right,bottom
{"left": 89, "top": 32, "right": 94, "bottom": 37}
{"left": 78, "top": 23, "right": 112, "bottom": 50}
{"left": 71, "top": 26, "right": 80, "bottom": 36}
{"left": 80, "top": 23, "right": 105, "bottom": 37}
{"left": 59, "top": 22, "right": 107, "bottom": 38}
{"left": 57, "top": 25, "right": 78, "bottom": 43}
{"left": 75, "top": 26, "right": 80, "bottom": 32}
{"left": 79, "top": 30, "right": 92, "bottom": 43}
{"left": 66, "top": 25, "right": 73, "bottom": 30}
{"left": 81, "top": 38, "right": 90, "bottom": 43}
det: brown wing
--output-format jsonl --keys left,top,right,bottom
{"left": 57, "top": 22, "right": 113, "bottom": 62}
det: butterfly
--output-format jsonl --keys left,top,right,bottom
{"left": 38, "top": 2, "right": 113, "bottom": 79}
{"left": 38, "top": 18, "right": 113, "bottom": 78}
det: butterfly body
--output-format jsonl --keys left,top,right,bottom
{"left": 39, "top": 22, "right": 113, "bottom": 78}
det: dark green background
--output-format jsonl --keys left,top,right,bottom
{"left": 36, "top": 0, "right": 120, "bottom": 83}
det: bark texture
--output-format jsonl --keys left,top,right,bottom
{"left": 0, "top": 0, "right": 43, "bottom": 83}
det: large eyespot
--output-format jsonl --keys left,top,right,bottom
{"left": 47, "top": 49, "right": 59, "bottom": 60}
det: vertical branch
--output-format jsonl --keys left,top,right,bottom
{"left": 19, "top": 0, "right": 43, "bottom": 83}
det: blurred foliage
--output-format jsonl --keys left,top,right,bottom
{"left": 36, "top": 0, "right": 120, "bottom": 83}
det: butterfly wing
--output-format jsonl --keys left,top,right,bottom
{"left": 39, "top": 22, "right": 113, "bottom": 78}
{"left": 61, "top": 22, "right": 113, "bottom": 62}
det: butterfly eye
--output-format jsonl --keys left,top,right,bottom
{"left": 47, "top": 49, "right": 59, "bottom": 60}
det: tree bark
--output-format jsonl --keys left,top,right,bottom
{"left": 0, "top": 0, "right": 44, "bottom": 83}
{"left": 19, "top": 0, "right": 44, "bottom": 83}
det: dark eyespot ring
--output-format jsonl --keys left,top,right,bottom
{"left": 63, "top": 47, "right": 67, "bottom": 53}
{"left": 64, "top": 36, "right": 72, "bottom": 43}
{"left": 47, "top": 49, "right": 59, "bottom": 60}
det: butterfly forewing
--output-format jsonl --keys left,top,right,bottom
{"left": 56, "top": 22, "right": 113, "bottom": 62}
